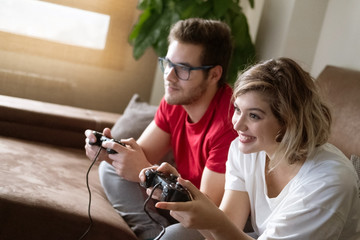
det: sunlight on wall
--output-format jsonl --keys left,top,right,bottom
{"left": 0, "top": 0, "right": 158, "bottom": 113}
{"left": 0, "top": 0, "right": 110, "bottom": 49}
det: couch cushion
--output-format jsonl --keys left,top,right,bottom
{"left": 111, "top": 94, "right": 157, "bottom": 140}
{"left": 0, "top": 95, "right": 120, "bottom": 148}
{"left": 0, "top": 136, "right": 137, "bottom": 240}
{"left": 111, "top": 94, "right": 174, "bottom": 165}
{"left": 350, "top": 154, "right": 360, "bottom": 199}
{"left": 316, "top": 66, "right": 360, "bottom": 158}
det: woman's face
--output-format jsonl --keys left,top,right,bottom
{"left": 232, "top": 91, "right": 282, "bottom": 157}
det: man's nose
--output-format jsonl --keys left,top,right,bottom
{"left": 164, "top": 66, "right": 177, "bottom": 82}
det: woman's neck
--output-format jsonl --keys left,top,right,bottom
{"left": 265, "top": 156, "right": 305, "bottom": 198}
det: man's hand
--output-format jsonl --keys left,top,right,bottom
{"left": 85, "top": 128, "right": 152, "bottom": 182}
{"left": 102, "top": 136, "right": 152, "bottom": 182}
{"left": 84, "top": 128, "right": 112, "bottom": 163}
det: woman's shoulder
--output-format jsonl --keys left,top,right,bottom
{"left": 310, "top": 143, "right": 354, "bottom": 173}
{"left": 297, "top": 143, "right": 358, "bottom": 196}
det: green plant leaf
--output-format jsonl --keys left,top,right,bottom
{"left": 138, "top": 0, "right": 151, "bottom": 10}
{"left": 131, "top": 9, "right": 180, "bottom": 59}
{"left": 248, "top": 0, "right": 255, "bottom": 8}
{"left": 131, "top": 12, "right": 162, "bottom": 59}
{"left": 213, "top": 0, "right": 232, "bottom": 18}
{"left": 152, "top": 0, "right": 163, "bottom": 14}
{"left": 129, "top": 7, "right": 151, "bottom": 41}
{"left": 175, "top": 0, "right": 210, "bottom": 19}
{"left": 232, "top": 13, "right": 252, "bottom": 48}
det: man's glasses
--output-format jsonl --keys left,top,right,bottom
{"left": 158, "top": 57, "right": 214, "bottom": 81}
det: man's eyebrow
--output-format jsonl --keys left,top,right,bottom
{"left": 165, "top": 57, "right": 192, "bottom": 67}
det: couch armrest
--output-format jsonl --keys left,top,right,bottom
{"left": 0, "top": 95, "right": 121, "bottom": 148}
{"left": 316, "top": 66, "right": 360, "bottom": 158}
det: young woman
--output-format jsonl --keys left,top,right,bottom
{"left": 140, "top": 58, "right": 360, "bottom": 239}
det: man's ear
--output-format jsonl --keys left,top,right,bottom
{"left": 208, "top": 65, "right": 223, "bottom": 85}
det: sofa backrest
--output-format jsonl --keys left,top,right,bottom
{"left": 316, "top": 65, "right": 360, "bottom": 159}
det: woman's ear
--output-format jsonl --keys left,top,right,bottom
{"left": 208, "top": 65, "right": 223, "bottom": 85}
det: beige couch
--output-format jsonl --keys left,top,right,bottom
{"left": 0, "top": 97, "right": 138, "bottom": 240}
{"left": 316, "top": 65, "right": 360, "bottom": 159}
{"left": 0, "top": 65, "right": 359, "bottom": 239}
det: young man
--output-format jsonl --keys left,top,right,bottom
{"left": 84, "top": 18, "right": 237, "bottom": 239}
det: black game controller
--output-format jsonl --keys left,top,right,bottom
{"left": 89, "top": 131, "right": 125, "bottom": 154}
{"left": 142, "top": 169, "right": 191, "bottom": 202}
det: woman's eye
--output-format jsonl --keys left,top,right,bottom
{"left": 234, "top": 105, "right": 240, "bottom": 113}
{"left": 250, "top": 113, "right": 260, "bottom": 120}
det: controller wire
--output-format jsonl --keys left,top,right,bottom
{"left": 78, "top": 147, "right": 102, "bottom": 240}
{"left": 143, "top": 182, "right": 166, "bottom": 240}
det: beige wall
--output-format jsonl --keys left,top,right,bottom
{"left": 311, "top": 0, "right": 360, "bottom": 77}
{"left": 245, "top": 0, "right": 360, "bottom": 77}
{"left": 253, "top": 0, "right": 329, "bottom": 72}
{"left": 3, "top": 0, "right": 359, "bottom": 111}
{"left": 0, "top": 0, "right": 157, "bottom": 113}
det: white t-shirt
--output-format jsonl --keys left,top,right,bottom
{"left": 225, "top": 139, "right": 360, "bottom": 240}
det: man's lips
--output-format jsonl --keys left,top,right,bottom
{"left": 166, "top": 85, "right": 180, "bottom": 92}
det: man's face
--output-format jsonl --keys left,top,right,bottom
{"left": 163, "top": 41, "right": 209, "bottom": 106}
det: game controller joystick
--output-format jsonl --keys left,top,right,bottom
{"left": 142, "top": 169, "right": 191, "bottom": 202}
{"left": 89, "top": 131, "right": 125, "bottom": 154}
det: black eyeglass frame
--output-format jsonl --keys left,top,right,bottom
{"left": 158, "top": 57, "right": 214, "bottom": 81}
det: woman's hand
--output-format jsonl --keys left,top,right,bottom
{"left": 139, "top": 162, "right": 180, "bottom": 182}
{"left": 139, "top": 162, "right": 180, "bottom": 200}
{"left": 155, "top": 177, "right": 224, "bottom": 230}
{"left": 156, "top": 178, "right": 251, "bottom": 240}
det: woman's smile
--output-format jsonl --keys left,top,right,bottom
{"left": 238, "top": 133, "right": 256, "bottom": 143}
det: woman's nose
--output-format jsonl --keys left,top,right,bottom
{"left": 232, "top": 114, "right": 247, "bottom": 132}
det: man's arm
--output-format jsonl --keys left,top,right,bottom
{"left": 96, "top": 120, "right": 171, "bottom": 182}
{"left": 137, "top": 120, "right": 172, "bottom": 165}
{"left": 200, "top": 167, "right": 225, "bottom": 206}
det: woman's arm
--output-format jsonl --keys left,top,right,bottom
{"left": 220, "top": 189, "right": 251, "bottom": 231}
{"left": 155, "top": 178, "right": 254, "bottom": 240}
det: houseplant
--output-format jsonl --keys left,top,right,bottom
{"left": 129, "top": 0, "right": 256, "bottom": 85}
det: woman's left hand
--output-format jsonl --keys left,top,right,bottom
{"left": 155, "top": 177, "right": 225, "bottom": 230}
{"left": 139, "top": 162, "right": 180, "bottom": 200}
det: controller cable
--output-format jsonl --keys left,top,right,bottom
{"left": 143, "top": 182, "right": 166, "bottom": 240}
{"left": 79, "top": 146, "right": 166, "bottom": 240}
{"left": 78, "top": 147, "right": 102, "bottom": 240}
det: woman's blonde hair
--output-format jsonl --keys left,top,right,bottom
{"left": 233, "top": 58, "right": 331, "bottom": 165}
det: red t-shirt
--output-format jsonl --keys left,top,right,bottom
{"left": 155, "top": 85, "right": 237, "bottom": 188}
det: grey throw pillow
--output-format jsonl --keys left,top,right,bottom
{"left": 111, "top": 94, "right": 174, "bottom": 166}
{"left": 350, "top": 154, "right": 360, "bottom": 198}
{"left": 111, "top": 94, "right": 158, "bottom": 140}
{"left": 351, "top": 155, "right": 360, "bottom": 180}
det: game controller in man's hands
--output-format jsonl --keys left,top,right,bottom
{"left": 89, "top": 131, "right": 125, "bottom": 154}
{"left": 142, "top": 169, "right": 191, "bottom": 202}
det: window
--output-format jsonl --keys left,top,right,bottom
{"left": 0, "top": 0, "right": 110, "bottom": 49}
